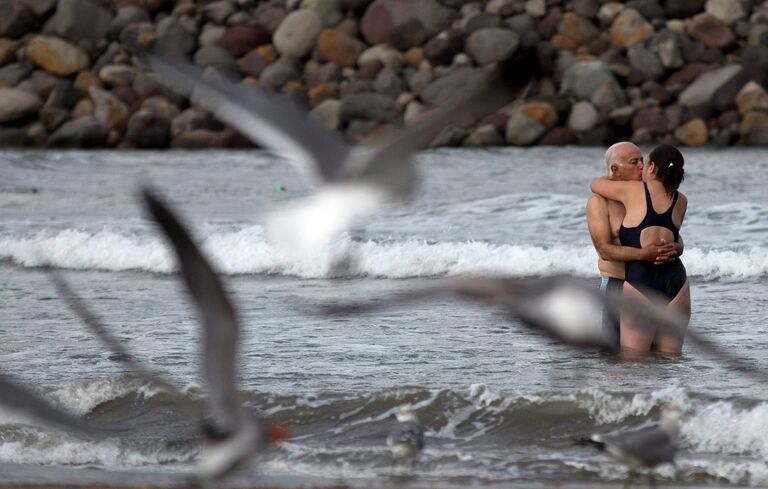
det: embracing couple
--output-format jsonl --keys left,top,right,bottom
{"left": 587, "top": 143, "right": 690, "bottom": 355}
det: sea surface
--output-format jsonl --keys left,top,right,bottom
{"left": 0, "top": 147, "right": 767, "bottom": 486}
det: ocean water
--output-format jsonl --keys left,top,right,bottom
{"left": 0, "top": 147, "right": 767, "bottom": 486}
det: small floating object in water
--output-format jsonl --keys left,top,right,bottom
{"left": 275, "top": 184, "right": 286, "bottom": 192}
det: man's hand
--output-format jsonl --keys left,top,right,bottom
{"left": 654, "top": 239, "right": 681, "bottom": 265}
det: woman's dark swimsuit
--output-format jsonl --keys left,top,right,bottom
{"left": 618, "top": 183, "right": 687, "bottom": 302}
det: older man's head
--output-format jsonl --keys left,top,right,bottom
{"left": 604, "top": 142, "right": 643, "bottom": 181}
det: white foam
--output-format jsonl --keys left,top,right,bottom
{"left": 1, "top": 225, "right": 767, "bottom": 279}
{"left": 48, "top": 377, "right": 161, "bottom": 416}
{"left": 683, "top": 401, "right": 768, "bottom": 457}
{"left": 577, "top": 386, "right": 690, "bottom": 424}
{"left": 0, "top": 430, "right": 194, "bottom": 468}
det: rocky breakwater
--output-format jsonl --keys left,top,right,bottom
{"left": 1, "top": 0, "right": 768, "bottom": 149}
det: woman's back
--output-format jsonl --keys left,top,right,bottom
{"left": 619, "top": 180, "right": 687, "bottom": 251}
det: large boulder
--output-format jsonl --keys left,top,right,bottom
{"left": 567, "top": 100, "right": 599, "bottom": 132}
{"left": 628, "top": 45, "right": 665, "bottom": 82}
{"left": 649, "top": 30, "right": 684, "bottom": 69}
{"left": 360, "top": 0, "right": 455, "bottom": 49}
{"left": 465, "top": 28, "right": 518, "bottom": 65}
{"left": 553, "top": 12, "right": 598, "bottom": 50}
{"left": 0, "top": 88, "right": 41, "bottom": 123}
{"left": 193, "top": 46, "right": 237, "bottom": 73}
{"left": 0, "top": 63, "right": 32, "bottom": 86}
{"left": 739, "top": 111, "right": 768, "bottom": 145}
{"left": 48, "top": 116, "right": 109, "bottom": 148}
{"left": 664, "top": 0, "right": 705, "bottom": 19}
{"left": 678, "top": 64, "right": 740, "bottom": 106}
{"left": 464, "top": 124, "right": 504, "bottom": 146}
{"left": 505, "top": 110, "right": 546, "bottom": 145}
{"left": 632, "top": 107, "right": 669, "bottom": 134}
{"left": 26, "top": 35, "right": 89, "bottom": 76}
{"left": 273, "top": 9, "right": 323, "bottom": 58}
{"left": 51, "top": 0, "right": 113, "bottom": 43}
{"left": 423, "top": 30, "right": 464, "bottom": 66}
{"left": 735, "top": 81, "right": 768, "bottom": 115}
{"left": 560, "top": 60, "right": 617, "bottom": 100}
{"left": 674, "top": 117, "right": 707, "bottom": 146}
{"left": 301, "top": 0, "right": 343, "bottom": 26}
{"left": 705, "top": 0, "right": 745, "bottom": 24}
{"left": 0, "top": 0, "right": 35, "bottom": 37}
{"left": 309, "top": 98, "right": 341, "bottom": 130}
{"left": 0, "top": 39, "right": 17, "bottom": 67}
{"left": 89, "top": 85, "right": 129, "bottom": 130}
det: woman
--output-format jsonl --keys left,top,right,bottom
{"left": 590, "top": 144, "right": 690, "bottom": 354}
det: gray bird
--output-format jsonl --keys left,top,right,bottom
{"left": 145, "top": 49, "right": 541, "bottom": 254}
{"left": 0, "top": 373, "right": 103, "bottom": 437}
{"left": 48, "top": 189, "right": 287, "bottom": 480}
{"left": 586, "top": 405, "right": 684, "bottom": 470}
{"left": 387, "top": 405, "right": 425, "bottom": 466}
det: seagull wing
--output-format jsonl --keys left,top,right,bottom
{"left": 46, "top": 268, "right": 187, "bottom": 398}
{"left": 349, "top": 46, "right": 541, "bottom": 184}
{"left": 599, "top": 423, "right": 676, "bottom": 466}
{"left": 143, "top": 188, "right": 241, "bottom": 434}
{"left": 145, "top": 54, "right": 352, "bottom": 182}
{"left": 0, "top": 374, "right": 102, "bottom": 435}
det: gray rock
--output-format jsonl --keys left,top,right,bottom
{"left": 373, "top": 69, "right": 404, "bottom": 96}
{"left": 505, "top": 110, "right": 546, "bottom": 145}
{"left": 572, "top": 0, "right": 600, "bottom": 18}
{"left": 464, "top": 124, "right": 504, "bottom": 146}
{"left": 679, "top": 64, "right": 741, "bottom": 107}
{"left": 421, "top": 67, "right": 486, "bottom": 107}
{"left": 14, "top": 70, "right": 62, "bottom": 98}
{"left": 430, "top": 125, "right": 468, "bottom": 147}
{"left": 628, "top": 45, "right": 665, "bottom": 81}
{"left": 19, "top": 0, "right": 56, "bottom": 17}
{"left": 0, "top": 128, "right": 31, "bottom": 147}
{"left": 259, "top": 56, "right": 300, "bottom": 90}
{"left": 748, "top": 24, "right": 768, "bottom": 46}
{"left": 505, "top": 13, "right": 534, "bottom": 34}
{"left": 52, "top": 0, "right": 113, "bottom": 43}
{"left": 171, "top": 108, "right": 222, "bottom": 137}
{"left": 345, "top": 119, "right": 379, "bottom": 142}
{"left": 560, "top": 60, "right": 617, "bottom": 100}
{"left": 339, "top": 92, "right": 397, "bottom": 122}
{"left": 308, "top": 98, "right": 341, "bottom": 130}
{"left": 423, "top": 30, "right": 465, "bottom": 66}
{"left": 524, "top": 0, "right": 546, "bottom": 18}
{"left": 92, "top": 42, "right": 123, "bottom": 73}
{"left": 89, "top": 85, "right": 128, "bottom": 129}
{"left": 126, "top": 110, "right": 171, "bottom": 148}
{"left": 193, "top": 45, "right": 238, "bottom": 74}
{"left": 0, "top": 62, "right": 33, "bottom": 86}
{"left": 119, "top": 22, "right": 155, "bottom": 55}
{"left": 273, "top": 9, "right": 323, "bottom": 58}
{"left": 203, "top": 1, "right": 236, "bottom": 24}
{"left": 99, "top": 64, "right": 135, "bottom": 87}
{"left": 705, "top": 0, "right": 745, "bottom": 24}
{"left": 39, "top": 105, "right": 68, "bottom": 131}
{"left": 155, "top": 17, "right": 197, "bottom": 59}
{"left": 406, "top": 71, "right": 432, "bottom": 96}
{"left": 301, "top": 0, "right": 343, "bottom": 26}
{"left": 609, "top": 105, "right": 636, "bottom": 126}
{"left": 664, "top": 0, "right": 705, "bottom": 19}
{"left": 591, "top": 80, "right": 627, "bottom": 111}
{"left": 0, "top": 88, "right": 42, "bottom": 123}
{"left": 464, "top": 12, "right": 502, "bottom": 33}
{"left": 48, "top": 116, "right": 109, "bottom": 148}
{"left": 44, "top": 81, "right": 78, "bottom": 109}
{"left": 625, "top": 0, "right": 665, "bottom": 20}
{"left": 650, "top": 30, "right": 684, "bottom": 69}
{"left": 360, "top": 0, "right": 455, "bottom": 49}
{"left": 567, "top": 100, "right": 599, "bottom": 132}
{"left": 465, "top": 27, "right": 518, "bottom": 65}
{"left": 0, "top": 0, "right": 35, "bottom": 37}
{"left": 486, "top": 0, "right": 517, "bottom": 16}
{"left": 109, "top": 6, "right": 150, "bottom": 38}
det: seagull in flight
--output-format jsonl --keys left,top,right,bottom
{"left": 48, "top": 189, "right": 288, "bottom": 480}
{"left": 145, "top": 48, "right": 541, "bottom": 254}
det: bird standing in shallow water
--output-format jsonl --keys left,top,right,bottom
{"left": 387, "top": 404, "right": 425, "bottom": 469}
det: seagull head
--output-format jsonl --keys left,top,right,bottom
{"left": 394, "top": 404, "right": 418, "bottom": 423}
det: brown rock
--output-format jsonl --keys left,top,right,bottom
{"left": 26, "top": 35, "right": 89, "bottom": 76}
{"left": 632, "top": 107, "right": 669, "bottom": 134}
{"left": 71, "top": 97, "right": 94, "bottom": 118}
{"left": 674, "top": 117, "right": 707, "bottom": 146}
{"left": 172, "top": 129, "right": 232, "bottom": 149}
{"left": 237, "top": 48, "right": 272, "bottom": 77}
{"left": 0, "top": 0, "right": 35, "bottom": 38}
{"left": 356, "top": 59, "right": 383, "bottom": 80}
{"left": 89, "top": 85, "right": 129, "bottom": 130}
{"left": 686, "top": 13, "right": 734, "bottom": 48}
{"left": 739, "top": 111, "right": 768, "bottom": 145}
{"left": 539, "top": 126, "right": 578, "bottom": 145}
{"left": 74, "top": 71, "right": 102, "bottom": 95}
{"left": 555, "top": 12, "right": 599, "bottom": 49}
{"left": 218, "top": 25, "right": 270, "bottom": 57}
{"left": 0, "top": 39, "right": 17, "bottom": 67}
{"left": 403, "top": 47, "right": 423, "bottom": 68}
{"left": 520, "top": 101, "right": 558, "bottom": 128}
{"left": 360, "top": 0, "right": 455, "bottom": 49}
{"left": 307, "top": 82, "right": 338, "bottom": 107}
{"left": 609, "top": 9, "right": 653, "bottom": 47}
{"left": 0, "top": 88, "right": 41, "bottom": 123}
{"left": 317, "top": 28, "right": 365, "bottom": 67}
{"left": 665, "top": 63, "right": 710, "bottom": 86}
{"left": 735, "top": 80, "right": 768, "bottom": 115}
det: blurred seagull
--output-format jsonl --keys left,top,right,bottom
{"left": 145, "top": 48, "right": 541, "bottom": 254}
{"left": 584, "top": 405, "right": 683, "bottom": 470}
{"left": 0, "top": 373, "right": 104, "bottom": 437}
{"left": 318, "top": 274, "right": 768, "bottom": 377}
{"left": 387, "top": 404, "right": 425, "bottom": 467}
{"left": 48, "top": 189, "right": 288, "bottom": 480}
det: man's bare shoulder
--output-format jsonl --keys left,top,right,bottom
{"left": 586, "top": 193, "right": 608, "bottom": 212}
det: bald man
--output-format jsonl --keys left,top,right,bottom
{"left": 586, "top": 143, "right": 683, "bottom": 346}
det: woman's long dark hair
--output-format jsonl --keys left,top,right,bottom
{"left": 648, "top": 144, "right": 684, "bottom": 194}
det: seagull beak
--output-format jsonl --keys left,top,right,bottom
{"left": 265, "top": 421, "right": 290, "bottom": 442}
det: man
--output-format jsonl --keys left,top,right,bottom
{"left": 586, "top": 142, "right": 683, "bottom": 346}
